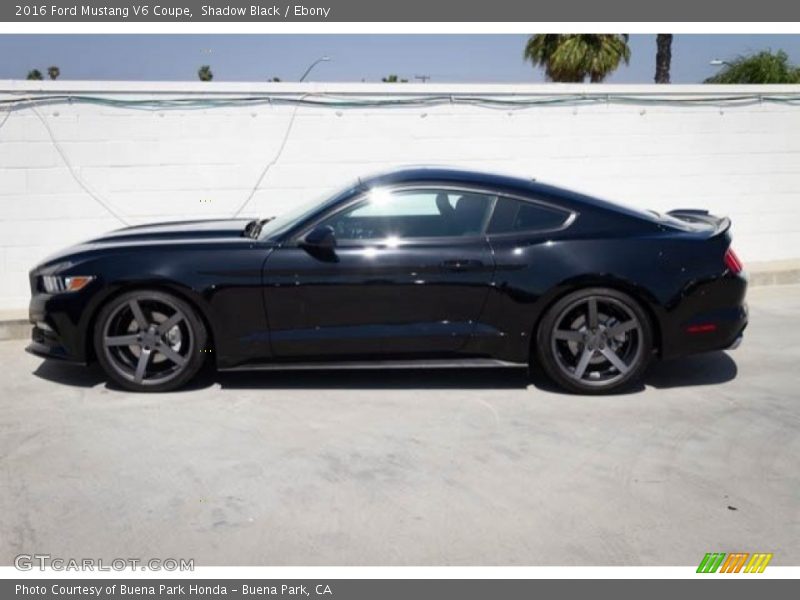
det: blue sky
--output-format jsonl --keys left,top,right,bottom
{"left": 1, "top": 34, "right": 799, "bottom": 83}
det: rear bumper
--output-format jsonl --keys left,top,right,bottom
{"left": 726, "top": 334, "right": 744, "bottom": 350}
{"left": 660, "top": 273, "right": 748, "bottom": 360}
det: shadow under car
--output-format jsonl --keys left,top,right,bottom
{"left": 32, "top": 351, "right": 738, "bottom": 394}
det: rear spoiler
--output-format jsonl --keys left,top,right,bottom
{"left": 667, "top": 209, "right": 731, "bottom": 237}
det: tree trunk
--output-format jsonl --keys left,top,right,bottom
{"left": 655, "top": 34, "right": 673, "bottom": 84}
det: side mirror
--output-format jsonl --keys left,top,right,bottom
{"left": 301, "top": 225, "right": 337, "bottom": 251}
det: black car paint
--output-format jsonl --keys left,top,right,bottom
{"left": 27, "top": 168, "right": 747, "bottom": 370}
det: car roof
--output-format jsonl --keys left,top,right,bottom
{"left": 359, "top": 166, "right": 538, "bottom": 193}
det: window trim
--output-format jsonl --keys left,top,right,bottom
{"left": 289, "top": 183, "right": 501, "bottom": 247}
{"left": 485, "top": 194, "right": 578, "bottom": 238}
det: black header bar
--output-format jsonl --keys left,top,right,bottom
{"left": 4, "top": 0, "right": 800, "bottom": 22}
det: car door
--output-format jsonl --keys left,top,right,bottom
{"left": 262, "top": 186, "right": 497, "bottom": 358}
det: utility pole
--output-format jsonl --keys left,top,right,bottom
{"left": 300, "top": 56, "right": 331, "bottom": 82}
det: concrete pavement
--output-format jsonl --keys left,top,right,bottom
{"left": 0, "top": 285, "right": 798, "bottom": 566}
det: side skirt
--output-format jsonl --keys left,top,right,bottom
{"left": 219, "top": 358, "right": 528, "bottom": 372}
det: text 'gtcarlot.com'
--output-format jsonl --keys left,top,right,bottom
{"left": 14, "top": 554, "right": 193, "bottom": 571}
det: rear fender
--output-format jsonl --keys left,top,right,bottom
{"left": 530, "top": 274, "right": 665, "bottom": 358}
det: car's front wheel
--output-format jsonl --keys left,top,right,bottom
{"left": 93, "top": 289, "right": 207, "bottom": 392}
{"left": 535, "top": 287, "right": 653, "bottom": 394}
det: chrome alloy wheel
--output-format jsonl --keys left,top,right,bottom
{"left": 549, "top": 295, "right": 643, "bottom": 388}
{"left": 102, "top": 296, "right": 193, "bottom": 386}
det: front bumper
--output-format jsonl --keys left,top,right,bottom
{"left": 26, "top": 328, "right": 86, "bottom": 364}
{"left": 26, "top": 290, "right": 92, "bottom": 364}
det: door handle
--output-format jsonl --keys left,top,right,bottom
{"left": 440, "top": 259, "right": 484, "bottom": 272}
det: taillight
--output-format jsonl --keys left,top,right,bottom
{"left": 724, "top": 247, "right": 743, "bottom": 274}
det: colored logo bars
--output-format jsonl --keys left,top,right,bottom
{"left": 697, "top": 552, "right": 773, "bottom": 573}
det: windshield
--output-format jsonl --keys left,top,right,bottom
{"left": 256, "top": 181, "right": 360, "bottom": 240}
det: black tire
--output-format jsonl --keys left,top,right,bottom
{"left": 93, "top": 289, "right": 207, "bottom": 392}
{"left": 534, "top": 287, "right": 653, "bottom": 394}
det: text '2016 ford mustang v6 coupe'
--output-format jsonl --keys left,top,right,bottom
{"left": 27, "top": 167, "right": 747, "bottom": 394}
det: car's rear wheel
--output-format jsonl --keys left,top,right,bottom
{"left": 535, "top": 287, "right": 653, "bottom": 394}
{"left": 94, "top": 290, "right": 207, "bottom": 392}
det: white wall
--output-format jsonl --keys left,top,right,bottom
{"left": 1, "top": 81, "right": 799, "bottom": 309}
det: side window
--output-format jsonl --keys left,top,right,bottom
{"left": 317, "top": 188, "right": 495, "bottom": 241}
{"left": 487, "top": 196, "right": 571, "bottom": 234}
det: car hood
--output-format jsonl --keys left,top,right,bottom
{"left": 87, "top": 219, "right": 254, "bottom": 244}
{"left": 32, "top": 219, "right": 259, "bottom": 272}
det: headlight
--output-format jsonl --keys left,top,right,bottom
{"left": 41, "top": 275, "right": 95, "bottom": 294}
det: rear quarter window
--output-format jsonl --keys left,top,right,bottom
{"left": 488, "top": 197, "right": 572, "bottom": 234}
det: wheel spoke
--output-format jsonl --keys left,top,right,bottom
{"left": 105, "top": 334, "right": 140, "bottom": 347}
{"left": 129, "top": 299, "right": 149, "bottom": 330}
{"left": 553, "top": 329, "right": 584, "bottom": 342}
{"left": 587, "top": 298, "right": 598, "bottom": 329}
{"left": 104, "top": 294, "right": 196, "bottom": 387}
{"left": 157, "top": 312, "right": 184, "bottom": 335}
{"left": 156, "top": 343, "right": 187, "bottom": 367}
{"left": 133, "top": 347, "right": 152, "bottom": 383}
{"left": 600, "top": 346, "right": 630, "bottom": 374}
{"left": 551, "top": 293, "right": 644, "bottom": 387}
{"left": 573, "top": 348, "right": 594, "bottom": 379}
{"left": 606, "top": 320, "right": 637, "bottom": 338}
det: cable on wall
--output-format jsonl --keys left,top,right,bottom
{"left": 231, "top": 95, "right": 307, "bottom": 218}
{"left": 0, "top": 109, "right": 12, "bottom": 132}
{"left": 1, "top": 92, "right": 800, "bottom": 112}
{"left": 30, "top": 105, "right": 130, "bottom": 226}
{"left": 4, "top": 90, "right": 799, "bottom": 225}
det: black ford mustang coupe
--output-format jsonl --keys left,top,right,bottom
{"left": 28, "top": 167, "right": 747, "bottom": 394}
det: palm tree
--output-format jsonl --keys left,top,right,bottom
{"left": 26, "top": 69, "right": 43, "bottom": 80}
{"left": 525, "top": 35, "right": 577, "bottom": 81}
{"left": 197, "top": 65, "right": 213, "bottom": 82}
{"left": 704, "top": 50, "right": 800, "bottom": 84}
{"left": 524, "top": 34, "right": 631, "bottom": 82}
{"left": 48, "top": 66, "right": 60, "bottom": 80}
{"left": 654, "top": 34, "right": 673, "bottom": 83}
